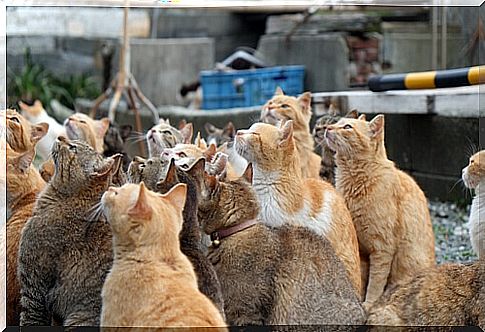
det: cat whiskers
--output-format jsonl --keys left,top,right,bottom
{"left": 87, "top": 201, "right": 106, "bottom": 223}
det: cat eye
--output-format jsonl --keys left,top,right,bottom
{"left": 281, "top": 104, "right": 290, "bottom": 109}
{"left": 10, "top": 117, "right": 20, "bottom": 123}
{"left": 79, "top": 120, "right": 86, "bottom": 124}
{"left": 178, "top": 152, "right": 187, "bottom": 158}
{"left": 147, "top": 160, "right": 153, "bottom": 165}
{"left": 163, "top": 130, "right": 171, "bottom": 135}
{"left": 69, "top": 145, "right": 77, "bottom": 152}
{"left": 343, "top": 124, "right": 353, "bottom": 130}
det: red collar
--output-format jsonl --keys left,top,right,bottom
{"left": 210, "top": 219, "right": 259, "bottom": 247}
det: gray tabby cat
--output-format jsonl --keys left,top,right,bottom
{"left": 18, "top": 137, "right": 120, "bottom": 327}
{"left": 146, "top": 119, "right": 193, "bottom": 157}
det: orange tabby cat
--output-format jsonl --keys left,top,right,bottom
{"left": 64, "top": 112, "right": 110, "bottom": 153}
{"left": 260, "top": 87, "right": 321, "bottom": 179}
{"left": 100, "top": 182, "right": 227, "bottom": 329}
{"left": 325, "top": 114, "right": 436, "bottom": 310}
{"left": 234, "top": 120, "right": 362, "bottom": 297}
{"left": 5, "top": 109, "right": 49, "bottom": 153}
{"left": 6, "top": 143, "right": 45, "bottom": 326}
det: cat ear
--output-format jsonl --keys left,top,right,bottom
{"left": 242, "top": 163, "right": 253, "bottom": 184}
{"left": 369, "top": 114, "right": 385, "bottom": 138}
{"left": 18, "top": 101, "right": 29, "bottom": 112}
{"left": 205, "top": 123, "right": 217, "bottom": 135}
{"left": 96, "top": 118, "right": 110, "bottom": 138}
{"left": 223, "top": 122, "right": 236, "bottom": 138}
{"left": 111, "top": 153, "right": 124, "bottom": 174}
{"left": 278, "top": 120, "right": 294, "bottom": 147}
{"left": 34, "top": 100, "right": 43, "bottom": 108}
{"left": 195, "top": 132, "right": 208, "bottom": 150}
{"left": 346, "top": 109, "right": 359, "bottom": 119}
{"left": 128, "top": 182, "right": 153, "bottom": 221}
{"left": 204, "top": 143, "right": 217, "bottom": 161}
{"left": 159, "top": 118, "right": 168, "bottom": 125}
{"left": 204, "top": 174, "right": 218, "bottom": 194}
{"left": 15, "top": 149, "right": 36, "bottom": 174}
{"left": 185, "top": 157, "right": 205, "bottom": 178}
{"left": 164, "top": 158, "right": 178, "bottom": 185}
{"left": 180, "top": 123, "right": 193, "bottom": 144}
{"left": 178, "top": 119, "right": 187, "bottom": 130}
{"left": 298, "top": 92, "right": 312, "bottom": 115}
{"left": 91, "top": 157, "right": 116, "bottom": 179}
{"left": 120, "top": 125, "right": 133, "bottom": 141}
{"left": 162, "top": 183, "right": 187, "bottom": 213}
{"left": 31, "top": 122, "right": 49, "bottom": 143}
{"left": 274, "top": 86, "right": 284, "bottom": 96}
{"left": 358, "top": 114, "right": 366, "bottom": 121}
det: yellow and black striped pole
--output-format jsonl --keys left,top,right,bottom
{"left": 368, "top": 65, "right": 485, "bottom": 92}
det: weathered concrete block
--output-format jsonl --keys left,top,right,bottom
{"left": 128, "top": 38, "right": 215, "bottom": 106}
{"left": 382, "top": 22, "right": 467, "bottom": 73}
{"left": 257, "top": 33, "right": 349, "bottom": 92}
{"left": 7, "top": 7, "right": 150, "bottom": 38}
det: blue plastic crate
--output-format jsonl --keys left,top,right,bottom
{"left": 200, "top": 65, "right": 305, "bottom": 110}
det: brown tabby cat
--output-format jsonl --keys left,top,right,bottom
{"left": 146, "top": 118, "right": 193, "bottom": 157}
{"left": 39, "top": 112, "right": 111, "bottom": 182}
{"left": 6, "top": 143, "right": 45, "bottom": 326}
{"left": 234, "top": 120, "right": 362, "bottom": 297}
{"left": 260, "top": 87, "right": 321, "bottom": 179}
{"left": 313, "top": 109, "right": 359, "bottom": 185}
{"left": 325, "top": 114, "right": 436, "bottom": 310}
{"left": 18, "top": 137, "right": 119, "bottom": 326}
{"left": 367, "top": 260, "right": 484, "bottom": 328}
{"left": 189, "top": 159, "right": 365, "bottom": 325}
{"left": 100, "top": 182, "right": 227, "bottom": 329}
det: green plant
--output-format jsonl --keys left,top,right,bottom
{"left": 52, "top": 74, "right": 101, "bottom": 109}
{"left": 7, "top": 48, "right": 69, "bottom": 108}
{"left": 7, "top": 48, "right": 101, "bottom": 110}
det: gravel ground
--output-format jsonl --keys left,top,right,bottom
{"left": 429, "top": 201, "right": 477, "bottom": 264}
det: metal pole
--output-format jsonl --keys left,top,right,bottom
{"left": 441, "top": 6, "right": 447, "bottom": 69}
{"left": 431, "top": 5, "right": 438, "bottom": 70}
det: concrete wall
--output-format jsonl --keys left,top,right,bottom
{"left": 257, "top": 33, "right": 349, "bottom": 92}
{"left": 154, "top": 9, "right": 268, "bottom": 61}
{"left": 128, "top": 38, "right": 215, "bottom": 106}
{"left": 382, "top": 22, "right": 468, "bottom": 73}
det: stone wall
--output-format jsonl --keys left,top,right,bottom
{"left": 257, "top": 33, "right": 350, "bottom": 92}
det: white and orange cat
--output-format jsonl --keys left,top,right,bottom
{"left": 234, "top": 120, "right": 362, "bottom": 297}
{"left": 100, "top": 182, "right": 227, "bottom": 329}
{"left": 260, "top": 87, "right": 321, "bottom": 179}
{"left": 19, "top": 100, "right": 65, "bottom": 161}
{"left": 462, "top": 150, "right": 485, "bottom": 258}
{"left": 325, "top": 114, "right": 436, "bottom": 310}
